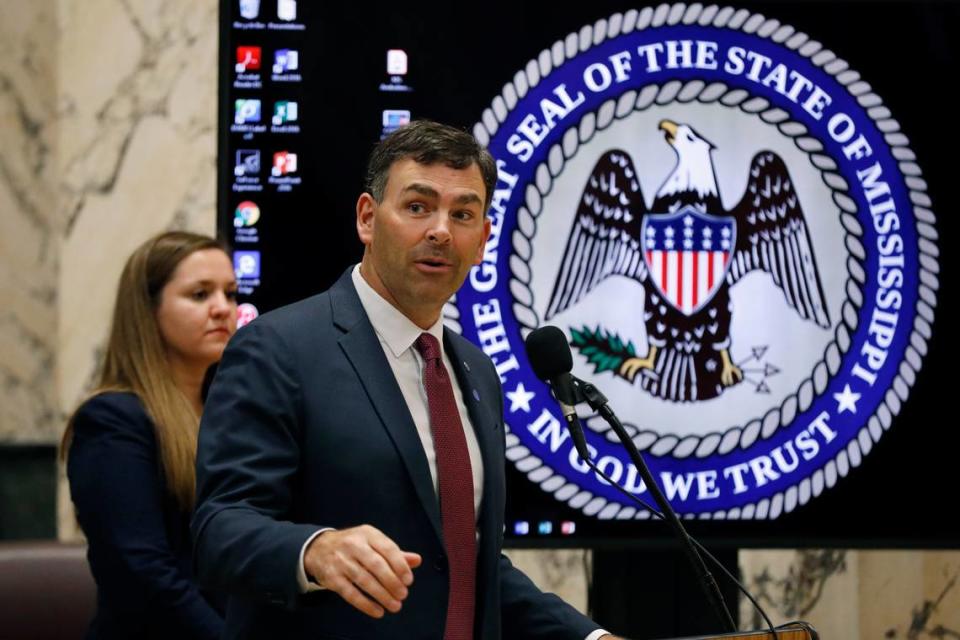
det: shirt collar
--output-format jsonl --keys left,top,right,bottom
{"left": 351, "top": 264, "right": 444, "bottom": 359}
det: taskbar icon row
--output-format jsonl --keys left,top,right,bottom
{"left": 512, "top": 520, "right": 577, "bottom": 536}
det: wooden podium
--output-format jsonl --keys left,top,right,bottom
{"left": 663, "top": 621, "right": 818, "bottom": 640}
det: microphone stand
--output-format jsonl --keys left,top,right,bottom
{"left": 570, "top": 376, "right": 738, "bottom": 633}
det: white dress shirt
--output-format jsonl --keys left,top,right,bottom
{"left": 350, "top": 265, "right": 485, "bottom": 512}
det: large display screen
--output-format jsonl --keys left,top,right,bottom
{"left": 218, "top": 0, "right": 957, "bottom": 548}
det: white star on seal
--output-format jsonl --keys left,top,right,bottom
{"left": 833, "top": 384, "right": 861, "bottom": 414}
{"left": 506, "top": 382, "right": 535, "bottom": 413}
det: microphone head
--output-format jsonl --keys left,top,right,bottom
{"left": 524, "top": 326, "right": 573, "bottom": 382}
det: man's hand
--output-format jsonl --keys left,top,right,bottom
{"left": 304, "top": 525, "right": 422, "bottom": 618}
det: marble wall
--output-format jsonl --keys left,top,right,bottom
{"left": 57, "top": 0, "right": 219, "bottom": 418}
{"left": 740, "top": 550, "right": 960, "bottom": 638}
{"left": 1, "top": 1, "right": 957, "bottom": 638}
{"left": 0, "top": 0, "right": 59, "bottom": 443}
{"left": 1, "top": 0, "right": 218, "bottom": 442}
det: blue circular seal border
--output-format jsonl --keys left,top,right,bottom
{"left": 448, "top": 4, "right": 939, "bottom": 519}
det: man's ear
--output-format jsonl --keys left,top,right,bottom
{"left": 356, "top": 193, "right": 376, "bottom": 246}
{"left": 474, "top": 215, "right": 492, "bottom": 265}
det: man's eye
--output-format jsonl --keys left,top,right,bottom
{"left": 454, "top": 210, "right": 474, "bottom": 221}
{"left": 192, "top": 290, "right": 209, "bottom": 301}
{"left": 226, "top": 290, "right": 239, "bottom": 301}
{"left": 409, "top": 203, "right": 425, "bottom": 213}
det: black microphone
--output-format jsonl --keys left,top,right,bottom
{"left": 523, "top": 326, "right": 589, "bottom": 459}
{"left": 523, "top": 325, "right": 739, "bottom": 634}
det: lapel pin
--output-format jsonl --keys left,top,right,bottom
{"left": 463, "top": 361, "right": 471, "bottom": 372}
{"left": 472, "top": 389, "right": 480, "bottom": 401}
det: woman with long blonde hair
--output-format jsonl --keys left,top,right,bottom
{"left": 62, "top": 231, "right": 236, "bottom": 639}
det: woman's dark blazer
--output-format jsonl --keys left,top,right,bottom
{"left": 67, "top": 391, "right": 223, "bottom": 639}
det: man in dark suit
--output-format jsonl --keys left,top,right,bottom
{"left": 193, "top": 120, "right": 620, "bottom": 639}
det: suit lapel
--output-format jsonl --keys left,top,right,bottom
{"left": 329, "top": 271, "right": 443, "bottom": 542}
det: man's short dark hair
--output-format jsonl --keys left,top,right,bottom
{"left": 365, "top": 120, "right": 498, "bottom": 212}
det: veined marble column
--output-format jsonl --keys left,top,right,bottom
{"left": 57, "top": 0, "right": 220, "bottom": 419}
{"left": 0, "top": 0, "right": 59, "bottom": 443}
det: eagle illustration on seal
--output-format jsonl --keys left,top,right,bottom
{"left": 546, "top": 120, "right": 832, "bottom": 402}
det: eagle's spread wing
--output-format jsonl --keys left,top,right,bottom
{"left": 728, "top": 152, "right": 831, "bottom": 328}
{"left": 545, "top": 150, "right": 648, "bottom": 320}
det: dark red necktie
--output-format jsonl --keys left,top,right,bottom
{"left": 415, "top": 333, "right": 476, "bottom": 640}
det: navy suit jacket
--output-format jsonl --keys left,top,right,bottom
{"left": 192, "top": 270, "right": 599, "bottom": 639}
{"left": 67, "top": 392, "right": 224, "bottom": 640}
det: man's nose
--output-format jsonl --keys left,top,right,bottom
{"left": 426, "top": 213, "right": 453, "bottom": 244}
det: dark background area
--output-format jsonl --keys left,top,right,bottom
{"left": 217, "top": 1, "right": 959, "bottom": 552}
{"left": 0, "top": 446, "right": 57, "bottom": 539}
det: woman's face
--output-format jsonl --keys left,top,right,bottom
{"left": 156, "top": 248, "right": 238, "bottom": 372}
